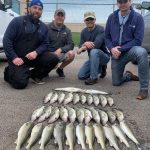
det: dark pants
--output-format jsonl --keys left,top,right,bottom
{"left": 4, "top": 52, "right": 59, "bottom": 89}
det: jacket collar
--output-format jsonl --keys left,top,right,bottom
{"left": 49, "top": 21, "right": 66, "bottom": 31}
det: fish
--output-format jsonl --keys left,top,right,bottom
{"left": 31, "top": 106, "right": 45, "bottom": 121}
{"left": 64, "top": 92, "right": 73, "bottom": 105}
{"left": 107, "top": 110, "right": 116, "bottom": 124}
{"left": 48, "top": 107, "right": 60, "bottom": 123}
{"left": 26, "top": 123, "right": 43, "bottom": 149}
{"left": 39, "top": 124, "right": 54, "bottom": 150}
{"left": 113, "top": 109, "right": 124, "bottom": 122}
{"left": 103, "top": 124, "right": 120, "bottom": 150}
{"left": 66, "top": 106, "right": 76, "bottom": 123}
{"left": 85, "top": 124, "right": 94, "bottom": 150}
{"left": 92, "top": 95, "right": 100, "bottom": 106}
{"left": 93, "top": 123, "right": 106, "bottom": 150}
{"left": 43, "top": 92, "right": 53, "bottom": 103}
{"left": 54, "top": 87, "right": 83, "bottom": 93}
{"left": 88, "top": 107, "right": 100, "bottom": 124}
{"left": 80, "top": 94, "right": 87, "bottom": 104}
{"left": 60, "top": 106, "right": 69, "bottom": 122}
{"left": 84, "top": 89, "right": 108, "bottom": 95}
{"left": 15, "top": 121, "right": 34, "bottom": 150}
{"left": 50, "top": 92, "right": 58, "bottom": 104}
{"left": 98, "top": 109, "right": 108, "bottom": 125}
{"left": 87, "top": 94, "right": 93, "bottom": 105}
{"left": 58, "top": 92, "right": 65, "bottom": 104}
{"left": 76, "top": 108, "right": 85, "bottom": 123}
{"left": 84, "top": 108, "right": 93, "bottom": 124}
{"left": 107, "top": 97, "right": 114, "bottom": 106}
{"left": 99, "top": 95, "right": 107, "bottom": 107}
{"left": 76, "top": 123, "right": 87, "bottom": 150}
{"left": 73, "top": 93, "right": 80, "bottom": 104}
{"left": 120, "top": 120, "right": 140, "bottom": 147}
{"left": 112, "top": 123, "right": 131, "bottom": 149}
{"left": 54, "top": 122, "right": 65, "bottom": 150}
{"left": 38, "top": 106, "right": 52, "bottom": 123}
{"left": 65, "top": 123, "right": 75, "bottom": 150}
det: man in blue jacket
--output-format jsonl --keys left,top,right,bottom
{"left": 3, "top": 0, "right": 59, "bottom": 89}
{"left": 105, "top": 0, "right": 149, "bottom": 100}
{"left": 77, "top": 11, "right": 110, "bottom": 85}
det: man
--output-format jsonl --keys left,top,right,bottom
{"left": 47, "top": 8, "right": 75, "bottom": 78}
{"left": 77, "top": 11, "right": 110, "bottom": 85}
{"left": 3, "top": 0, "right": 59, "bottom": 89}
{"left": 105, "top": 0, "right": 149, "bottom": 100}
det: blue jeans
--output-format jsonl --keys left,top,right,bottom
{"left": 78, "top": 49, "right": 110, "bottom": 80}
{"left": 111, "top": 46, "right": 149, "bottom": 90}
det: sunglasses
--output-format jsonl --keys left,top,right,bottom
{"left": 85, "top": 18, "right": 94, "bottom": 21}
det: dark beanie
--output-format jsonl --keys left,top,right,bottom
{"left": 30, "top": 0, "right": 43, "bottom": 9}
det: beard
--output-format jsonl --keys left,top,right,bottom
{"left": 29, "top": 12, "right": 41, "bottom": 23}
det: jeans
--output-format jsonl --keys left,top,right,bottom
{"left": 111, "top": 46, "right": 149, "bottom": 90}
{"left": 78, "top": 49, "right": 110, "bottom": 80}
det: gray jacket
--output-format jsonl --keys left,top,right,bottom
{"left": 47, "top": 22, "right": 74, "bottom": 53}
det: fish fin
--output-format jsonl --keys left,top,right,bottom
{"left": 14, "top": 139, "right": 17, "bottom": 144}
{"left": 66, "top": 140, "right": 69, "bottom": 145}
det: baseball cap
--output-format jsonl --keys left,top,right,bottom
{"left": 55, "top": 8, "right": 65, "bottom": 16}
{"left": 84, "top": 11, "right": 96, "bottom": 20}
{"left": 30, "top": 0, "right": 43, "bottom": 9}
{"left": 117, "top": 0, "right": 128, "bottom": 4}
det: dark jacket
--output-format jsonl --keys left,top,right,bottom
{"left": 3, "top": 15, "right": 49, "bottom": 60}
{"left": 47, "top": 22, "right": 74, "bottom": 53}
{"left": 80, "top": 24, "right": 109, "bottom": 55}
{"left": 105, "top": 7, "right": 144, "bottom": 52}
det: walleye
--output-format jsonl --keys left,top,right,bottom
{"left": 38, "top": 106, "right": 52, "bottom": 123}
{"left": 54, "top": 122, "right": 65, "bottom": 150}
{"left": 107, "top": 97, "right": 114, "bottom": 106}
{"left": 87, "top": 94, "right": 93, "bottom": 105}
{"left": 73, "top": 93, "right": 80, "bottom": 104}
{"left": 76, "top": 123, "right": 86, "bottom": 150}
{"left": 15, "top": 121, "right": 34, "bottom": 150}
{"left": 54, "top": 87, "right": 83, "bottom": 93}
{"left": 88, "top": 107, "right": 100, "bottom": 124}
{"left": 113, "top": 109, "right": 124, "bottom": 122}
{"left": 60, "top": 106, "right": 69, "bottom": 122}
{"left": 64, "top": 92, "right": 73, "bottom": 105}
{"left": 48, "top": 107, "right": 60, "bottom": 123}
{"left": 103, "top": 124, "right": 120, "bottom": 150}
{"left": 50, "top": 92, "right": 58, "bottom": 104}
{"left": 84, "top": 89, "right": 108, "bottom": 95}
{"left": 58, "top": 92, "right": 65, "bottom": 104}
{"left": 84, "top": 108, "right": 93, "bottom": 124}
{"left": 93, "top": 123, "right": 106, "bottom": 150}
{"left": 93, "top": 95, "right": 100, "bottom": 106}
{"left": 112, "top": 123, "right": 131, "bottom": 149}
{"left": 107, "top": 110, "right": 116, "bottom": 124}
{"left": 39, "top": 124, "right": 54, "bottom": 150}
{"left": 85, "top": 124, "right": 94, "bottom": 150}
{"left": 98, "top": 109, "right": 108, "bottom": 125}
{"left": 65, "top": 123, "right": 75, "bottom": 150}
{"left": 76, "top": 108, "right": 85, "bottom": 123}
{"left": 66, "top": 106, "right": 76, "bottom": 123}
{"left": 80, "top": 94, "right": 87, "bottom": 104}
{"left": 31, "top": 106, "right": 45, "bottom": 121}
{"left": 99, "top": 95, "right": 107, "bottom": 107}
{"left": 26, "top": 123, "right": 43, "bottom": 150}
{"left": 43, "top": 92, "right": 53, "bottom": 103}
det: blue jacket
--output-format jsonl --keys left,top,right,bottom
{"left": 3, "top": 15, "right": 49, "bottom": 60}
{"left": 105, "top": 8, "right": 144, "bottom": 52}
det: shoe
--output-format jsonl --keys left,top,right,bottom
{"left": 56, "top": 68, "right": 65, "bottom": 78}
{"left": 31, "top": 77, "right": 45, "bottom": 85}
{"left": 136, "top": 90, "right": 148, "bottom": 100}
{"left": 100, "top": 65, "right": 107, "bottom": 78}
{"left": 126, "top": 71, "right": 139, "bottom": 81}
{"left": 85, "top": 78, "right": 98, "bottom": 85}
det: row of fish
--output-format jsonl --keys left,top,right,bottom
{"left": 15, "top": 121, "right": 141, "bottom": 150}
{"left": 44, "top": 91, "right": 114, "bottom": 107}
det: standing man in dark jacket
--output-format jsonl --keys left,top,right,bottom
{"left": 77, "top": 11, "right": 110, "bottom": 85}
{"left": 105, "top": 0, "right": 149, "bottom": 100}
{"left": 3, "top": 0, "right": 59, "bottom": 89}
{"left": 47, "top": 8, "right": 75, "bottom": 78}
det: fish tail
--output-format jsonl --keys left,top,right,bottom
{"left": 26, "top": 144, "right": 30, "bottom": 150}
{"left": 39, "top": 145, "right": 44, "bottom": 150}
{"left": 15, "top": 145, "right": 20, "bottom": 150}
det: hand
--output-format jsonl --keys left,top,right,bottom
{"left": 83, "top": 42, "right": 95, "bottom": 49}
{"left": 111, "top": 46, "right": 121, "bottom": 59}
{"left": 12, "top": 58, "right": 24, "bottom": 66}
{"left": 77, "top": 46, "right": 87, "bottom": 55}
{"left": 54, "top": 48, "right": 62, "bottom": 56}
{"left": 26, "top": 51, "right": 38, "bottom": 60}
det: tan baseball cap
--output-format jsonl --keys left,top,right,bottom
{"left": 84, "top": 11, "right": 96, "bottom": 20}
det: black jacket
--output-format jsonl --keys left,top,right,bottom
{"left": 47, "top": 22, "right": 74, "bottom": 53}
